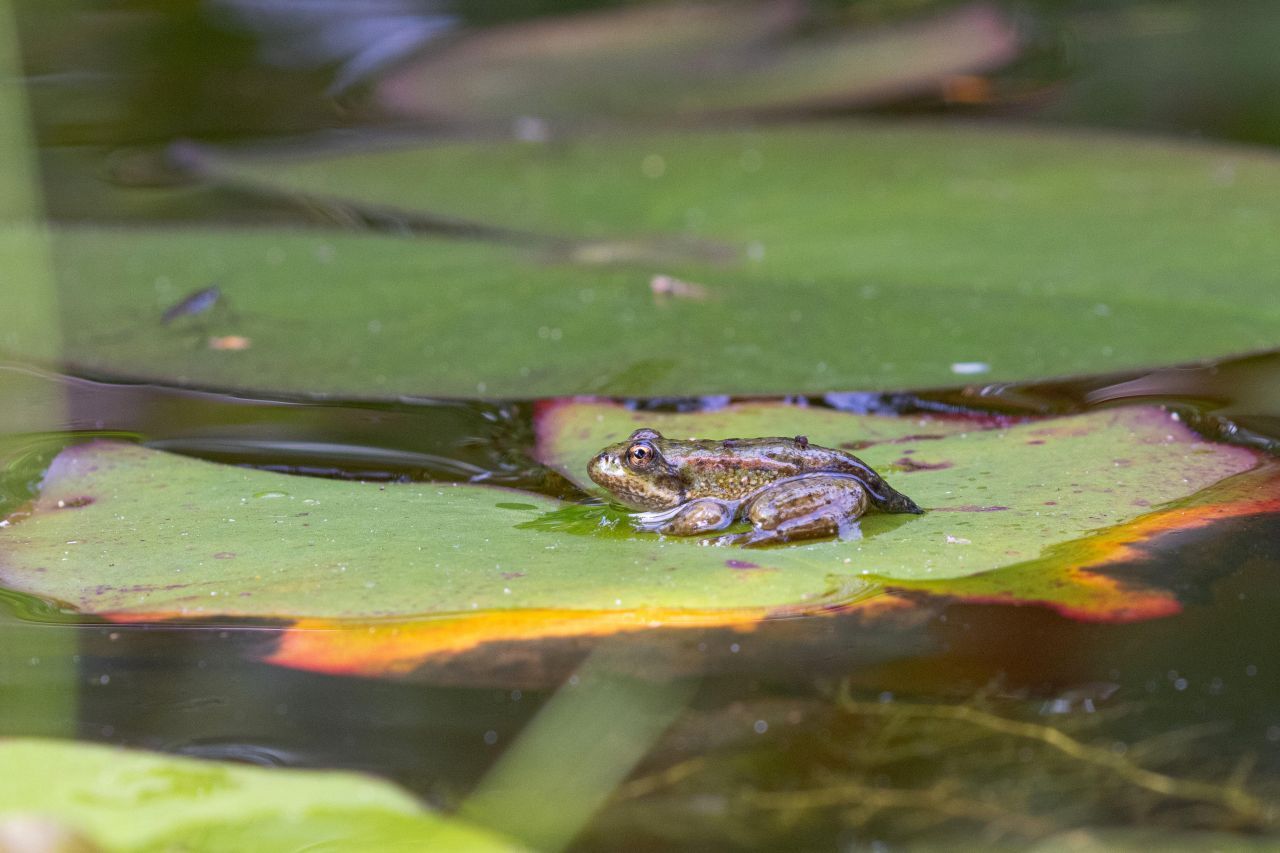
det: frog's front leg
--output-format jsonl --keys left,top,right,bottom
{"left": 633, "top": 498, "right": 737, "bottom": 536}
{"left": 716, "top": 474, "right": 868, "bottom": 547}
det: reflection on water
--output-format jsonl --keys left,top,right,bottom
{"left": 212, "top": 0, "right": 455, "bottom": 97}
{"left": 1, "top": 350, "right": 1278, "bottom": 846}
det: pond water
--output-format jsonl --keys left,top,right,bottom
{"left": 1, "top": 351, "right": 1278, "bottom": 848}
{"left": 5, "top": 0, "right": 1280, "bottom": 848}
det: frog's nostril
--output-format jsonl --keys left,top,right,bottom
{"left": 588, "top": 451, "right": 624, "bottom": 483}
{"left": 587, "top": 453, "right": 607, "bottom": 482}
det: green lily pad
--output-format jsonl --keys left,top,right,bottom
{"left": 40, "top": 226, "right": 643, "bottom": 398}
{"left": 0, "top": 738, "right": 523, "bottom": 852}
{"left": 534, "top": 400, "right": 1266, "bottom": 556}
{"left": 0, "top": 406, "right": 1262, "bottom": 627}
{"left": 39, "top": 122, "right": 1280, "bottom": 398}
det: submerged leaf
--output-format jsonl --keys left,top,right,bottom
{"left": 0, "top": 738, "right": 524, "bottom": 851}
{"left": 25, "top": 122, "right": 1280, "bottom": 398}
{"left": 377, "top": 2, "right": 1019, "bottom": 120}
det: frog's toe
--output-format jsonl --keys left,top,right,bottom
{"left": 836, "top": 518, "right": 863, "bottom": 541}
{"left": 710, "top": 529, "right": 783, "bottom": 548}
{"left": 701, "top": 530, "right": 765, "bottom": 547}
{"left": 738, "top": 531, "right": 786, "bottom": 548}
{"left": 876, "top": 488, "right": 924, "bottom": 515}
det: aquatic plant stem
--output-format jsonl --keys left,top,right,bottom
{"left": 835, "top": 681, "right": 1270, "bottom": 827}
{"left": 745, "top": 779, "right": 1055, "bottom": 840}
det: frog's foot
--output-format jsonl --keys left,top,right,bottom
{"left": 713, "top": 514, "right": 862, "bottom": 548}
{"left": 633, "top": 498, "right": 737, "bottom": 536}
{"left": 871, "top": 485, "right": 924, "bottom": 515}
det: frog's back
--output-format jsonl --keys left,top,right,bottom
{"left": 669, "top": 438, "right": 802, "bottom": 501}
{"left": 668, "top": 436, "right": 922, "bottom": 513}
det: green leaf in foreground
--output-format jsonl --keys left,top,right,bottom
{"left": 0, "top": 738, "right": 523, "bottom": 852}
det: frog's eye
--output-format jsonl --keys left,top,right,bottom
{"left": 625, "top": 441, "right": 657, "bottom": 469}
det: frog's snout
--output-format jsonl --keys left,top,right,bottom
{"left": 587, "top": 450, "right": 620, "bottom": 488}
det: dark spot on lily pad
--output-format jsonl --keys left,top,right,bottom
{"left": 934, "top": 505, "right": 1010, "bottom": 512}
{"left": 893, "top": 457, "right": 953, "bottom": 472}
{"left": 726, "top": 560, "right": 760, "bottom": 570}
{"left": 213, "top": 552, "right": 235, "bottom": 560}
{"left": 54, "top": 496, "right": 94, "bottom": 509}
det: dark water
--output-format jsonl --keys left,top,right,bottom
{"left": 2, "top": 351, "right": 1279, "bottom": 848}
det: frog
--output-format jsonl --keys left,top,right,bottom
{"left": 587, "top": 428, "right": 923, "bottom": 547}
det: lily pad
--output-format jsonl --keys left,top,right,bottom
{"left": 49, "top": 122, "right": 1280, "bottom": 397}
{"left": 41, "top": 227, "right": 648, "bottom": 398}
{"left": 0, "top": 405, "right": 1272, "bottom": 677}
{"left": 533, "top": 400, "right": 1248, "bottom": 511}
{"left": 534, "top": 400, "right": 998, "bottom": 483}
{"left": 0, "top": 738, "right": 523, "bottom": 851}
{"left": 534, "top": 399, "right": 1280, "bottom": 621}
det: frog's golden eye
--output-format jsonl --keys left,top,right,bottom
{"left": 626, "top": 441, "right": 657, "bottom": 469}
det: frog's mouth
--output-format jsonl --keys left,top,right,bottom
{"left": 587, "top": 452, "right": 636, "bottom": 500}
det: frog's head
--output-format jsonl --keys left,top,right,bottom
{"left": 587, "top": 428, "right": 684, "bottom": 510}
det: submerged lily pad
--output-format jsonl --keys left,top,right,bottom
{"left": 0, "top": 406, "right": 1267, "bottom": 646}
{"left": 42, "top": 227, "right": 653, "bottom": 398}
{"left": 25, "top": 122, "right": 1280, "bottom": 398}
{"left": 377, "top": 2, "right": 1019, "bottom": 121}
{"left": 0, "top": 738, "right": 523, "bottom": 851}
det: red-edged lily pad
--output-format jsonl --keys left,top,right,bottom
{"left": 1, "top": 403, "right": 1276, "bottom": 678}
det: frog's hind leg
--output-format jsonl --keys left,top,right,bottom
{"left": 715, "top": 474, "right": 868, "bottom": 547}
